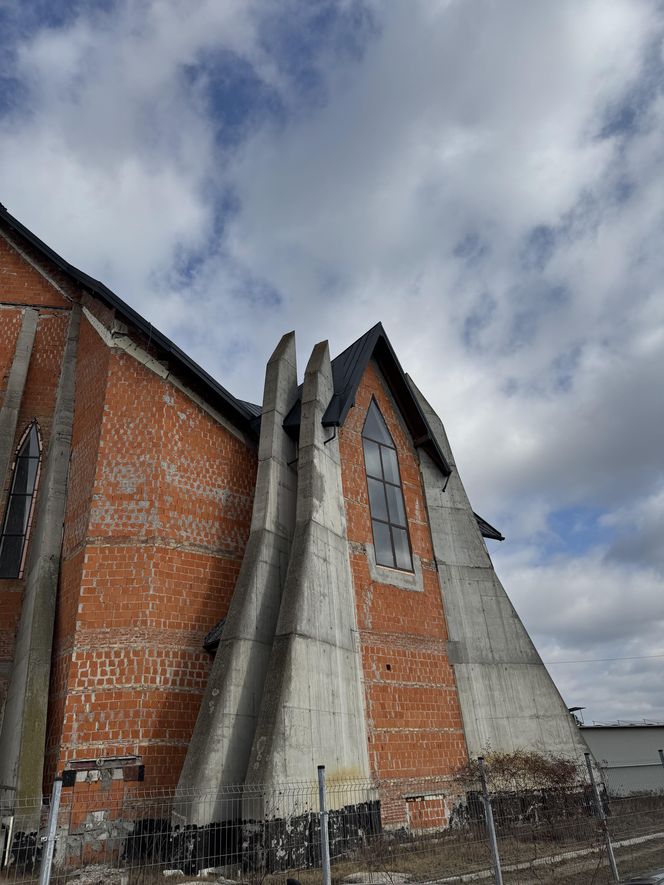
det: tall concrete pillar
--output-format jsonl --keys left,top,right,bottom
{"left": 245, "top": 341, "right": 370, "bottom": 814}
{"left": 409, "top": 377, "right": 587, "bottom": 760}
{"left": 176, "top": 332, "right": 299, "bottom": 825}
{"left": 0, "top": 308, "right": 38, "bottom": 519}
{"left": 0, "top": 306, "right": 80, "bottom": 818}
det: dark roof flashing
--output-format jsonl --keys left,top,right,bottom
{"left": 474, "top": 512, "right": 505, "bottom": 541}
{"left": 203, "top": 618, "right": 226, "bottom": 653}
{"left": 283, "top": 322, "right": 451, "bottom": 477}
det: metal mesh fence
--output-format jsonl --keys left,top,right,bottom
{"left": 1, "top": 758, "right": 663, "bottom": 884}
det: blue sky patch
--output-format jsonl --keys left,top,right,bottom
{"left": 546, "top": 506, "right": 615, "bottom": 559}
{"left": 0, "top": 75, "right": 27, "bottom": 118}
{"left": 454, "top": 232, "right": 488, "bottom": 264}
{"left": 0, "top": 0, "right": 90, "bottom": 36}
{"left": 550, "top": 344, "right": 582, "bottom": 393}
{"left": 461, "top": 292, "right": 496, "bottom": 351}
{"left": 184, "top": 51, "right": 284, "bottom": 148}
{"left": 520, "top": 224, "right": 557, "bottom": 272}
{"left": 597, "top": 37, "right": 664, "bottom": 141}
{"left": 257, "top": 0, "right": 378, "bottom": 108}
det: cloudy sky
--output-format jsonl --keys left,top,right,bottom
{"left": 1, "top": 0, "right": 663, "bottom": 724}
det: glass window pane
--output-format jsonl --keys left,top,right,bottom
{"left": 363, "top": 439, "right": 382, "bottom": 478}
{"left": 25, "top": 426, "right": 40, "bottom": 458}
{"left": 393, "top": 528, "right": 412, "bottom": 571}
{"left": 12, "top": 458, "right": 38, "bottom": 496}
{"left": 385, "top": 484, "right": 406, "bottom": 527}
{"left": 0, "top": 535, "right": 23, "bottom": 578}
{"left": 363, "top": 401, "right": 393, "bottom": 446}
{"left": 380, "top": 447, "right": 400, "bottom": 485}
{"left": 367, "top": 477, "right": 388, "bottom": 522}
{"left": 5, "top": 495, "right": 32, "bottom": 535}
{"left": 372, "top": 520, "right": 394, "bottom": 568}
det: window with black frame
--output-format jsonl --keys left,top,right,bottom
{"left": 362, "top": 398, "right": 413, "bottom": 571}
{"left": 0, "top": 422, "right": 41, "bottom": 579}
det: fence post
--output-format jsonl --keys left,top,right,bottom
{"left": 318, "top": 765, "right": 331, "bottom": 885}
{"left": 38, "top": 777, "right": 62, "bottom": 885}
{"left": 584, "top": 752, "right": 619, "bottom": 883}
{"left": 478, "top": 757, "right": 503, "bottom": 885}
{"left": 658, "top": 749, "right": 664, "bottom": 769}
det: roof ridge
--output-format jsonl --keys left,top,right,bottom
{"left": 282, "top": 322, "right": 451, "bottom": 477}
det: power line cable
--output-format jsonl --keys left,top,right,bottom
{"left": 544, "top": 653, "right": 664, "bottom": 665}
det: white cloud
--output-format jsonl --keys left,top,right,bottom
{"left": 1, "top": 0, "right": 663, "bottom": 721}
{"left": 492, "top": 544, "right": 664, "bottom": 721}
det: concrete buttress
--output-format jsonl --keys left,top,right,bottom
{"left": 245, "top": 341, "right": 371, "bottom": 813}
{"left": 0, "top": 308, "right": 38, "bottom": 521}
{"left": 409, "top": 377, "right": 588, "bottom": 761}
{"left": 0, "top": 306, "right": 80, "bottom": 818}
{"left": 176, "top": 332, "right": 298, "bottom": 825}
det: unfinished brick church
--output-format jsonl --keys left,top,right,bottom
{"left": 0, "top": 204, "right": 587, "bottom": 831}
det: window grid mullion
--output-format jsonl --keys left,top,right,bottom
{"left": 388, "top": 522, "right": 398, "bottom": 569}
{"left": 0, "top": 423, "right": 42, "bottom": 579}
{"left": 363, "top": 400, "right": 413, "bottom": 573}
{"left": 378, "top": 445, "right": 396, "bottom": 568}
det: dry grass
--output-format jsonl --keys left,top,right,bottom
{"left": 2, "top": 800, "right": 662, "bottom": 885}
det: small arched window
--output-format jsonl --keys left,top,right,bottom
{"left": 362, "top": 399, "right": 413, "bottom": 571}
{"left": 0, "top": 422, "right": 42, "bottom": 579}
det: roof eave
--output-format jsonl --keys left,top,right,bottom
{"left": 0, "top": 204, "right": 257, "bottom": 438}
{"left": 473, "top": 511, "right": 505, "bottom": 541}
{"left": 322, "top": 328, "right": 451, "bottom": 476}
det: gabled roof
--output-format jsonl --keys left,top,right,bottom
{"left": 0, "top": 203, "right": 259, "bottom": 438}
{"left": 284, "top": 322, "right": 451, "bottom": 476}
{"left": 1, "top": 206, "right": 506, "bottom": 539}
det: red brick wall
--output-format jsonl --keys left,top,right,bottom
{"left": 17, "top": 312, "right": 70, "bottom": 449}
{"left": 339, "top": 360, "right": 467, "bottom": 827}
{"left": 406, "top": 793, "right": 449, "bottom": 831}
{"left": 46, "top": 313, "right": 111, "bottom": 781}
{"left": 0, "top": 234, "right": 72, "bottom": 310}
{"left": 0, "top": 233, "right": 72, "bottom": 720}
{"left": 0, "top": 308, "right": 23, "bottom": 403}
{"left": 1, "top": 233, "right": 258, "bottom": 797}
{"left": 51, "top": 343, "right": 257, "bottom": 788}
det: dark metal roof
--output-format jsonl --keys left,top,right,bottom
{"left": 474, "top": 512, "right": 505, "bottom": 541}
{"left": 284, "top": 322, "right": 452, "bottom": 476}
{"left": 0, "top": 203, "right": 257, "bottom": 438}
{"left": 240, "top": 399, "right": 262, "bottom": 418}
{"left": 240, "top": 399, "right": 262, "bottom": 437}
{"left": 324, "top": 322, "right": 385, "bottom": 426}
{"left": 203, "top": 617, "right": 226, "bottom": 653}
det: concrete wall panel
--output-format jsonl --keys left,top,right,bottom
{"left": 410, "top": 377, "right": 588, "bottom": 762}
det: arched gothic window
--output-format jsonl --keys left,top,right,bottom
{"left": 362, "top": 399, "right": 413, "bottom": 571}
{"left": 0, "top": 422, "right": 42, "bottom": 579}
